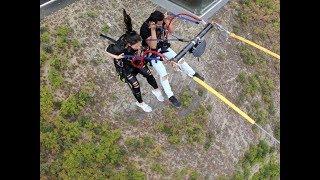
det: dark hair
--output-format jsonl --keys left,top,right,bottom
{"left": 122, "top": 9, "right": 141, "bottom": 45}
{"left": 146, "top": 10, "right": 164, "bottom": 23}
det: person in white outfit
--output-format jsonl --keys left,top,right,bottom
{"left": 140, "top": 10, "right": 204, "bottom": 107}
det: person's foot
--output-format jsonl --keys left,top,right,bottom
{"left": 135, "top": 102, "right": 152, "bottom": 112}
{"left": 169, "top": 96, "right": 181, "bottom": 107}
{"left": 193, "top": 72, "right": 204, "bottom": 81}
{"left": 152, "top": 89, "right": 164, "bottom": 102}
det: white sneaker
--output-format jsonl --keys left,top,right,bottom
{"left": 152, "top": 89, "right": 164, "bottom": 102}
{"left": 135, "top": 102, "right": 152, "bottom": 112}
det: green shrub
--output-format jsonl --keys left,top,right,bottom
{"left": 204, "top": 131, "right": 214, "bottom": 150}
{"left": 242, "top": 140, "right": 270, "bottom": 166}
{"left": 60, "top": 91, "right": 92, "bottom": 118}
{"left": 237, "top": 72, "right": 246, "bottom": 84}
{"left": 56, "top": 37, "right": 68, "bottom": 49}
{"left": 48, "top": 68, "right": 63, "bottom": 89}
{"left": 186, "top": 124, "right": 205, "bottom": 144}
{"left": 50, "top": 57, "right": 67, "bottom": 71}
{"left": 173, "top": 168, "right": 201, "bottom": 180}
{"left": 86, "top": 10, "right": 98, "bottom": 18}
{"left": 238, "top": 45, "right": 257, "bottom": 66}
{"left": 251, "top": 161, "right": 280, "bottom": 180}
{"left": 151, "top": 163, "right": 166, "bottom": 174}
{"left": 71, "top": 39, "right": 80, "bottom": 49}
{"left": 40, "top": 86, "right": 53, "bottom": 118}
{"left": 125, "top": 136, "right": 155, "bottom": 157}
{"left": 102, "top": 23, "right": 110, "bottom": 34}
{"left": 180, "top": 90, "right": 193, "bottom": 108}
{"left": 56, "top": 25, "right": 71, "bottom": 37}
{"left": 41, "top": 31, "right": 50, "bottom": 43}
{"left": 40, "top": 51, "right": 49, "bottom": 66}
{"left": 40, "top": 131, "right": 59, "bottom": 152}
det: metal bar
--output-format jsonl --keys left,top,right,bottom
{"left": 172, "top": 23, "right": 214, "bottom": 62}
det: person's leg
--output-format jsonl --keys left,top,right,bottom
{"left": 162, "top": 48, "right": 196, "bottom": 77}
{"left": 125, "top": 73, "right": 143, "bottom": 103}
{"left": 138, "top": 65, "right": 164, "bottom": 102}
{"left": 138, "top": 65, "right": 158, "bottom": 89}
{"left": 125, "top": 72, "right": 152, "bottom": 112}
{"left": 150, "top": 59, "right": 181, "bottom": 107}
{"left": 150, "top": 59, "right": 174, "bottom": 98}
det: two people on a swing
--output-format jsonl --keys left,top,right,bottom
{"left": 106, "top": 9, "right": 204, "bottom": 112}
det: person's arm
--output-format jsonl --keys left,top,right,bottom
{"left": 105, "top": 45, "right": 124, "bottom": 59}
{"left": 164, "top": 12, "right": 174, "bottom": 34}
{"left": 146, "top": 22, "right": 158, "bottom": 49}
{"left": 105, "top": 49, "right": 124, "bottom": 59}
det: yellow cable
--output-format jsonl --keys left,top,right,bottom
{"left": 192, "top": 76, "right": 256, "bottom": 124}
{"left": 229, "top": 33, "right": 280, "bottom": 60}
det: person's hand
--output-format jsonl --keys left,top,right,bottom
{"left": 165, "top": 60, "right": 179, "bottom": 71}
{"left": 115, "top": 53, "right": 124, "bottom": 59}
{"left": 164, "top": 12, "right": 173, "bottom": 20}
{"left": 148, "top": 22, "right": 157, "bottom": 31}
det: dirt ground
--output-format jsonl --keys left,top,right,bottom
{"left": 41, "top": 0, "right": 280, "bottom": 178}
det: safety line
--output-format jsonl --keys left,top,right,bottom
{"left": 213, "top": 22, "right": 280, "bottom": 60}
{"left": 192, "top": 76, "right": 280, "bottom": 144}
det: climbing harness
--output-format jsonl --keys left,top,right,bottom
{"left": 123, "top": 50, "right": 167, "bottom": 69}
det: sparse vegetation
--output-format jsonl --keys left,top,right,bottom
{"left": 48, "top": 67, "right": 63, "bottom": 89}
{"left": 173, "top": 167, "right": 202, "bottom": 180}
{"left": 41, "top": 0, "right": 279, "bottom": 178}
{"left": 156, "top": 105, "right": 209, "bottom": 145}
{"left": 151, "top": 163, "right": 166, "bottom": 175}
{"left": 125, "top": 136, "right": 155, "bottom": 157}
{"left": 86, "top": 10, "right": 98, "bottom": 18}
{"left": 231, "top": 140, "right": 279, "bottom": 179}
{"left": 102, "top": 23, "right": 110, "bottom": 34}
{"left": 180, "top": 89, "right": 193, "bottom": 108}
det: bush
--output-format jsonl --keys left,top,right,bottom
{"left": 41, "top": 31, "right": 50, "bottom": 43}
{"left": 50, "top": 57, "right": 67, "bottom": 71}
{"left": 186, "top": 124, "right": 205, "bottom": 144}
{"left": 157, "top": 105, "right": 208, "bottom": 145}
{"left": 237, "top": 72, "right": 246, "bottom": 84}
{"left": 48, "top": 68, "right": 63, "bottom": 89}
{"left": 86, "top": 10, "right": 98, "bottom": 18}
{"left": 238, "top": 45, "right": 257, "bottom": 66}
{"left": 55, "top": 25, "right": 71, "bottom": 49}
{"left": 204, "top": 131, "right": 214, "bottom": 150}
{"left": 125, "top": 136, "right": 155, "bottom": 157}
{"left": 55, "top": 37, "right": 68, "bottom": 49}
{"left": 173, "top": 168, "right": 202, "bottom": 180}
{"left": 252, "top": 161, "right": 280, "bottom": 180}
{"left": 40, "top": 131, "right": 59, "bottom": 153}
{"left": 102, "top": 23, "right": 110, "bottom": 34}
{"left": 180, "top": 90, "right": 193, "bottom": 108}
{"left": 40, "top": 51, "right": 49, "bottom": 66}
{"left": 71, "top": 39, "right": 80, "bottom": 49}
{"left": 56, "top": 25, "right": 71, "bottom": 37}
{"left": 151, "top": 163, "right": 166, "bottom": 175}
{"left": 40, "top": 86, "right": 53, "bottom": 118}
{"left": 242, "top": 140, "right": 270, "bottom": 166}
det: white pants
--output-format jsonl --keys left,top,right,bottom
{"left": 150, "top": 48, "right": 196, "bottom": 98}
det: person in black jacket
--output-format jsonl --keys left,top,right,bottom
{"left": 105, "top": 9, "right": 164, "bottom": 112}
